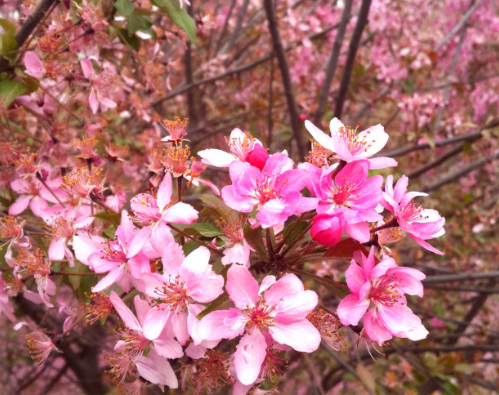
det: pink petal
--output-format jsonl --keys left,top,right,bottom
{"left": 172, "top": 311, "right": 189, "bottom": 345}
{"left": 153, "top": 335, "right": 183, "bottom": 359}
{"left": 227, "top": 265, "right": 259, "bottom": 309}
{"left": 182, "top": 247, "right": 224, "bottom": 304}
{"left": 221, "top": 185, "right": 255, "bottom": 213}
{"left": 157, "top": 173, "right": 172, "bottom": 211}
{"left": 264, "top": 273, "right": 304, "bottom": 306}
{"left": 126, "top": 226, "right": 151, "bottom": 258}
{"left": 409, "top": 234, "right": 444, "bottom": 255}
{"left": 344, "top": 221, "right": 370, "bottom": 243}
{"left": 89, "top": 88, "right": 98, "bottom": 114}
{"left": 150, "top": 222, "right": 175, "bottom": 255}
{"left": 337, "top": 293, "right": 369, "bottom": 326}
{"left": 364, "top": 310, "right": 392, "bottom": 346}
{"left": 88, "top": 253, "right": 118, "bottom": 273}
{"left": 109, "top": 291, "right": 142, "bottom": 332}
{"left": 24, "top": 51, "right": 45, "bottom": 79}
{"left": 305, "top": 120, "right": 335, "bottom": 152}
{"left": 136, "top": 349, "right": 178, "bottom": 389}
{"left": 48, "top": 239, "right": 65, "bottom": 261}
{"left": 274, "top": 290, "right": 318, "bottom": 323}
{"left": 72, "top": 234, "right": 105, "bottom": 265}
{"left": 368, "top": 157, "right": 398, "bottom": 169}
{"left": 162, "top": 202, "right": 198, "bottom": 224}
{"left": 198, "top": 149, "right": 236, "bottom": 167}
{"left": 345, "top": 260, "right": 366, "bottom": 294}
{"left": 198, "top": 310, "right": 245, "bottom": 341}
{"left": 80, "top": 59, "right": 93, "bottom": 79}
{"left": 134, "top": 295, "right": 150, "bottom": 325}
{"left": 8, "top": 195, "right": 31, "bottom": 215}
{"left": 143, "top": 307, "right": 171, "bottom": 341}
{"left": 357, "top": 124, "right": 389, "bottom": 157}
{"left": 92, "top": 267, "right": 125, "bottom": 292}
{"left": 269, "top": 319, "right": 321, "bottom": 352}
{"left": 234, "top": 330, "right": 267, "bottom": 386}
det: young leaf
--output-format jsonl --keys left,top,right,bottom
{"left": 243, "top": 224, "right": 268, "bottom": 261}
{"left": 116, "top": 28, "right": 140, "bottom": 51}
{"left": 115, "top": 0, "right": 135, "bottom": 16}
{"left": 0, "top": 80, "right": 26, "bottom": 106}
{"left": 0, "top": 18, "right": 16, "bottom": 36}
{"left": 151, "top": 0, "right": 196, "bottom": 43}
{"left": 323, "top": 238, "right": 368, "bottom": 258}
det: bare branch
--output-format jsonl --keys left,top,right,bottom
{"left": 334, "top": 0, "right": 372, "bottom": 120}
{"left": 263, "top": 0, "right": 305, "bottom": 159}
{"left": 313, "top": 0, "right": 353, "bottom": 125}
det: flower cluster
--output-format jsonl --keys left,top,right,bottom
{"left": 2, "top": 116, "right": 444, "bottom": 394}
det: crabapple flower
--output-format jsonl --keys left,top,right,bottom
{"left": 160, "top": 117, "right": 188, "bottom": 142}
{"left": 198, "top": 265, "right": 320, "bottom": 386}
{"left": 310, "top": 213, "right": 344, "bottom": 246}
{"left": 87, "top": 211, "right": 152, "bottom": 292}
{"left": 142, "top": 244, "right": 224, "bottom": 344}
{"left": 130, "top": 172, "right": 198, "bottom": 254}
{"left": 26, "top": 330, "right": 58, "bottom": 367}
{"left": 304, "top": 118, "right": 397, "bottom": 169}
{"left": 109, "top": 291, "right": 183, "bottom": 359}
{"left": 381, "top": 175, "right": 445, "bottom": 255}
{"left": 198, "top": 128, "right": 269, "bottom": 170}
{"left": 303, "top": 160, "right": 383, "bottom": 243}
{"left": 80, "top": 58, "right": 117, "bottom": 114}
{"left": 337, "top": 248, "right": 428, "bottom": 345}
{"left": 221, "top": 152, "right": 313, "bottom": 228}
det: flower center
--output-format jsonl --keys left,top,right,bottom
{"left": 243, "top": 299, "right": 276, "bottom": 331}
{"left": 154, "top": 276, "right": 189, "bottom": 311}
{"left": 369, "top": 275, "right": 401, "bottom": 306}
{"left": 338, "top": 126, "right": 372, "bottom": 156}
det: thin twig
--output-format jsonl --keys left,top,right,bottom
{"left": 263, "top": 0, "right": 305, "bottom": 160}
{"left": 334, "top": 0, "right": 372, "bottom": 120}
{"left": 314, "top": 0, "right": 353, "bottom": 125}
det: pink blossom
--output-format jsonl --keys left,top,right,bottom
{"left": 303, "top": 160, "right": 383, "bottom": 243}
{"left": 198, "top": 128, "right": 269, "bottom": 170}
{"left": 198, "top": 265, "right": 320, "bottom": 386}
{"left": 130, "top": 172, "right": 198, "bottom": 255}
{"left": 380, "top": 175, "right": 445, "bottom": 255}
{"left": 304, "top": 118, "right": 398, "bottom": 169}
{"left": 87, "top": 211, "right": 152, "bottom": 292}
{"left": 109, "top": 291, "right": 183, "bottom": 359}
{"left": 337, "top": 248, "right": 428, "bottom": 345}
{"left": 142, "top": 244, "right": 225, "bottom": 344}
{"left": 221, "top": 152, "right": 313, "bottom": 228}
{"left": 80, "top": 58, "right": 117, "bottom": 114}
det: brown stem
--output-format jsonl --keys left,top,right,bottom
{"left": 263, "top": 0, "right": 305, "bottom": 160}
{"left": 334, "top": 0, "right": 372, "bottom": 119}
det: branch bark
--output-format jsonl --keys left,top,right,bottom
{"left": 263, "top": 0, "right": 305, "bottom": 160}
{"left": 333, "top": 0, "right": 372, "bottom": 120}
{"left": 313, "top": 0, "right": 353, "bottom": 125}
{"left": 0, "top": 0, "right": 60, "bottom": 73}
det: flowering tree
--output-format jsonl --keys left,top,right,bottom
{"left": 1, "top": 0, "right": 498, "bottom": 394}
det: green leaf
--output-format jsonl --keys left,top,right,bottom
{"left": 151, "top": 0, "right": 196, "bottom": 43}
{"left": 116, "top": 28, "right": 140, "bottom": 51}
{"left": 67, "top": 261, "right": 88, "bottom": 290}
{"left": 196, "top": 292, "right": 233, "bottom": 320}
{"left": 127, "top": 13, "right": 151, "bottom": 35}
{"left": 183, "top": 222, "right": 223, "bottom": 238}
{"left": 0, "top": 18, "right": 16, "bottom": 36}
{"left": 281, "top": 221, "right": 309, "bottom": 251}
{"left": 0, "top": 80, "right": 26, "bottom": 106}
{"left": 243, "top": 224, "right": 268, "bottom": 261}
{"left": 199, "top": 194, "right": 233, "bottom": 217}
{"left": 0, "top": 33, "right": 18, "bottom": 60}
{"left": 115, "top": 0, "right": 135, "bottom": 16}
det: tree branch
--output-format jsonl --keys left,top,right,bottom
{"left": 0, "top": 0, "right": 60, "bottom": 73}
{"left": 334, "top": 0, "right": 372, "bottom": 120}
{"left": 313, "top": 0, "right": 353, "bottom": 125}
{"left": 263, "top": 0, "right": 305, "bottom": 160}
